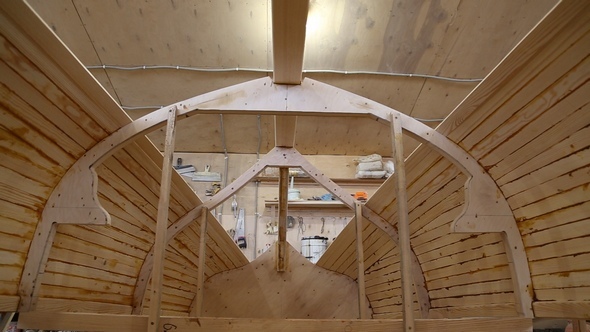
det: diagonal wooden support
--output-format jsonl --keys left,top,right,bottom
{"left": 147, "top": 107, "right": 177, "bottom": 332}
{"left": 390, "top": 113, "right": 415, "bottom": 331}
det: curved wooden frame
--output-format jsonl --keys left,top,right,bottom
{"left": 20, "top": 77, "right": 532, "bottom": 317}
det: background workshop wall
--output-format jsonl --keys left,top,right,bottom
{"left": 174, "top": 152, "right": 383, "bottom": 261}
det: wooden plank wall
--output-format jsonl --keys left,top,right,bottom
{"left": 319, "top": 0, "right": 590, "bottom": 320}
{"left": 437, "top": 1, "right": 590, "bottom": 318}
{"left": 0, "top": 1, "right": 248, "bottom": 315}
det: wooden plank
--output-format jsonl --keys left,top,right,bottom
{"left": 0, "top": 295, "right": 18, "bottom": 312}
{"left": 390, "top": 113, "right": 414, "bottom": 331}
{"left": 429, "top": 279, "right": 514, "bottom": 300}
{"left": 523, "top": 218, "right": 589, "bottom": 249}
{"left": 438, "top": 0, "right": 590, "bottom": 140}
{"left": 40, "top": 271, "right": 133, "bottom": 297}
{"left": 532, "top": 270, "right": 590, "bottom": 290}
{"left": 530, "top": 253, "right": 590, "bottom": 276}
{"left": 148, "top": 107, "right": 177, "bottom": 332}
{"left": 274, "top": 115, "right": 297, "bottom": 148}
{"left": 514, "top": 185, "right": 589, "bottom": 225}
{"left": 501, "top": 127, "right": 590, "bottom": 199}
{"left": 495, "top": 109, "right": 590, "bottom": 187}
{"left": 421, "top": 241, "right": 504, "bottom": 273}
{"left": 481, "top": 61, "right": 590, "bottom": 174}
{"left": 44, "top": 260, "right": 135, "bottom": 287}
{"left": 0, "top": 1, "right": 128, "bottom": 133}
{"left": 426, "top": 265, "right": 512, "bottom": 291}
{"left": 508, "top": 165, "right": 590, "bottom": 211}
{"left": 0, "top": 39, "right": 97, "bottom": 152}
{"left": 271, "top": 0, "right": 308, "bottom": 84}
{"left": 38, "top": 284, "right": 131, "bottom": 304}
{"left": 431, "top": 292, "right": 515, "bottom": 308}
{"left": 276, "top": 167, "right": 288, "bottom": 272}
{"left": 519, "top": 200, "right": 590, "bottom": 236}
{"left": 355, "top": 202, "right": 367, "bottom": 319}
{"left": 533, "top": 301, "right": 590, "bottom": 319}
{"left": 424, "top": 253, "right": 509, "bottom": 282}
{"left": 17, "top": 312, "right": 534, "bottom": 332}
{"left": 535, "top": 287, "right": 590, "bottom": 302}
{"left": 191, "top": 207, "right": 208, "bottom": 317}
{"left": 428, "top": 303, "right": 517, "bottom": 319}
{"left": 35, "top": 298, "right": 132, "bottom": 314}
{"left": 462, "top": 31, "right": 590, "bottom": 156}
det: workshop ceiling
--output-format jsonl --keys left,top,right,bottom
{"left": 26, "top": 0, "right": 557, "bottom": 157}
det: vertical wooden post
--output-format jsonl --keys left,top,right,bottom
{"left": 0, "top": 312, "right": 15, "bottom": 331}
{"left": 191, "top": 206, "right": 209, "bottom": 317}
{"left": 147, "top": 107, "right": 177, "bottom": 332}
{"left": 355, "top": 202, "right": 367, "bottom": 319}
{"left": 573, "top": 319, "right": 589, "bottom": 332}
{"left": 390, "top": 113, "right": 415, "bottom": 331}
{"left": 276, "top": 167, "right": 289, "bottom": 272}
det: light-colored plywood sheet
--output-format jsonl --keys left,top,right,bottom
{"left": 202, "top": 242, "right": 371, "bottom": 319}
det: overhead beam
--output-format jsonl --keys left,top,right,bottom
{"left": 274, "top": 115, "right": 297, "bottom": 148}
{"left": 271, "top": 0, "right": 308, "bottom": 85}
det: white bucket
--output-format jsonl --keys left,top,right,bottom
{"left": 301, "top": 236, "right": 328, "bottom": 264}
{"left": 288, "top": 188, "right": 300, "bottom": 200}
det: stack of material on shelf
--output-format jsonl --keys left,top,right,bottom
{"left": 354, "top": 154, "right": 387, "bottom": 179}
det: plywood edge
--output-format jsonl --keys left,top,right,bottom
{"left": 533, "top": 301, "right": 590, "bottom": 319}
{"left": 17, "top": 312, "right": 533, "bottom": 332}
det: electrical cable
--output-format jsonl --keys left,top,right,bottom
{"left": 87, "top": 64, "right": 482, "bottom": 82}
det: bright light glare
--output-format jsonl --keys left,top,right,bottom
{"left": 306, "top": 13, "right": 321, "bottom": 35}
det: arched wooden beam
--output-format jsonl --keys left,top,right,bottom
{"left": 22, "top": 76, "right": 530, "bottom": 317}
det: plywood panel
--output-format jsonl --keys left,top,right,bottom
{"left": 203, "top": 243, "right": 370, "bottom": 319}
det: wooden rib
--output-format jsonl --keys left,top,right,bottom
{"left": 147, "top": 107, "right": 177, "bottom": 332}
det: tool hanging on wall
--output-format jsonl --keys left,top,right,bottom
{"left": 234, "top": 208, "right": 247, "bottom": 249}
{"left": 192, "top": 165, "right": 222, "bottom": 182}
{"left": 231, "top": 195, "right": 238, "bottom": 219}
